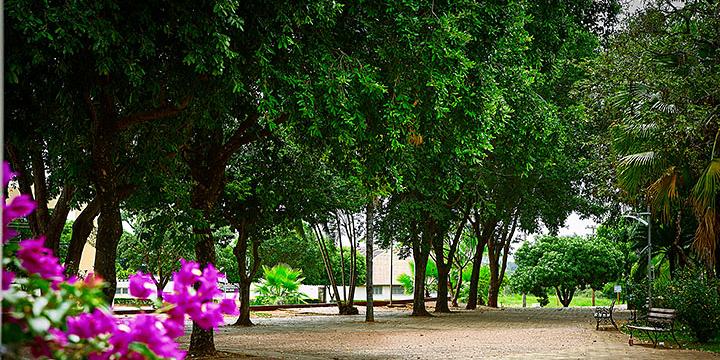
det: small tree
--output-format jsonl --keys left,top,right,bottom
{"left": 512, "top": 235, "right": 622, "bottom": 307}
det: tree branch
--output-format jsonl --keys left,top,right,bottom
{"left": 116, "top": 96, "right": 192, "bottom": 131}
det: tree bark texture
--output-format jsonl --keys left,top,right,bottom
{"left": 64, "top": 198, "right": 101, "bottom": 276}
{"left": 466, "top": 216, "right": 495, "bottom": 310}
{"left": 189, "top": 230, "right": 218, "bottom": 356}
{"left": 365, "top": 199, "right": 376, "bottom": 322}
{"left": 411, "top": 220, "right": 432, "bottom": 317}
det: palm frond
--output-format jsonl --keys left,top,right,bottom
{"left": 693, "top": 209, "right": 718, "bottom": 264}
{"left": 691, "top": 158, "right": 720, "bottom": 263}
{"left": 692, "top": 158, "right": 720, "bottom": 211}
{"left": 618, "top": 151, "right": 663, "bottom": 193}
{"left": 648, "top": 167, "right": 679, "bottom": 223}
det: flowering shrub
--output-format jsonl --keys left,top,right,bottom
{"left": 1, "top": 162, "right": 237, "bottom": 359}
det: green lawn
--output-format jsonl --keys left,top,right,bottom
{"left": 497, "top": 293, "right": 614, "bottom": 308}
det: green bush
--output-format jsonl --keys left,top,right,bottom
{"left": 253, "top": 263, "right": 309, "bottom": 305}
{"left": 657, "top": 271, "right": 720, "bottom": 343}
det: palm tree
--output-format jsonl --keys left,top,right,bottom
{"left": 255, "top": 264, "right": 308, "bottom": 305}
{"left": 612, "top": 82, "right": 720, "bottom": 273}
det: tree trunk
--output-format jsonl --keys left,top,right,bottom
{"left": 189, "top": 231, "right": 218, "bottom": 356}
{"left": 434, "top": 210, "right": 467, "bottom": 313}
{"left": 365, "top": 199, "right": 376, "bottom": 322}
{"left": 235, "top": 280, "right": 253, "bottom": 326}
{"left": 411, "top": 242, "right": 431, "bottom": 317}
{"left": 64, "top": 198, "right": 100, "bottom": 276}
{"left": 487, "top": 212, "right": 516, "bottom": 308}
{"left": 313, "top": 224, "right": 343, "bottom": 309}
{"left": 232, "top": 220, "right": 261, "bottom": 327}
{"left": 466, "top": 217, "right": 494, "bottom": 310}
{"left": 411, "top": 218, "right": 432, "bottom": 317}
{"left": 335, "top": 213, "right": 347, "bottom": 302}
{"left": 555, "top": 287, "right": 575, "bottom": 307}
{"left": 93, "top": 200, "right": 122, "bottom": 302}
{"left": 434, "top": 262, "right": 451, "bottom": 313}
{"left": 452, "top": 270, "right": 462, "bottom": 307}
{"left": 44, "top": 185, "right": 75, "bottom": 255}
{"left": 345, "top": 212, "right": 358, "bottom": 308}
{"left": 30, "top": 146, "right": 50, "bottom": 237}
{"left": 487, "top": 262, "right": 500, "bottom": 308}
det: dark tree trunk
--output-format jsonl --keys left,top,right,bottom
{"left": 189, "top": 231, "right": 218, "bottom": 356}
{"left": 466, "top": 217, "right": 494, "bottom": 310}
{"left": 433, "top": 209, "right": 468, "bottom": 313}
{"left": 435, "top": 263, "right": 451, "bottom": 313}
{"left": 555, "top": 287, "right": 575, "bottom": 307}
{"left": 232, "top": 218, "right": 260, "bottom": 327}
{"left": 312, "top": 224, "right": 343, "bottom": 310}
{"left": 487, "top": 262, "right": 500, "bottom": 308}
{"left": 411, "top": 219, "right": 432, "bottom": 317}
{"left": 93, "top": 201, "right": 122, "bottom": 302}
{"left": 487, "top": 212, "right": 517, "bottom": 308}
{"left": 452, "top": 270, "right": 462, "bottom": 307}
{"left": 346, "top": 212, "right": 358, "bottom": 308}
{"left": 64, "top": 198, "right": 100, "bottom": 276}
{"left": 411, "top": 243, "right": 431, "bottom": 316}
{"left": 365, "top": 199, "right": 376, "bottom": 322}
{"left": 235, "top": 282, "right": 253, "bottom": 326}
{"left": 44, "top": 185, "right": 75, "bottom": 255}
{"left": 30, "top": 146, "right": 50, "bottom": 236}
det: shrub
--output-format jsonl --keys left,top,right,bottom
{"left": 254, "top": 264, "right": 308, "bottom": 305}
{"left": 656, "top": 270, "right": 720, "bottom": 343}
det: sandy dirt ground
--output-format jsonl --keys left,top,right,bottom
{"left": 178, "top": 304, "right": 718, "bottom": 359}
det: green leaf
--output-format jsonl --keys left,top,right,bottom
{"left": 129, "top": 342, "right": 162, "bottom": 359}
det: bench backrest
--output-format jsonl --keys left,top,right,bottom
{"left": 647, "top": 308, "right": 677, "bottom": 324}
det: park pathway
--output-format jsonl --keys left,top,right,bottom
{"left": 179, "top": 305, "right": 718, "bottom": 359}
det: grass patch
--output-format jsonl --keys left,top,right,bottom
{"left": 497, "top": 293, "right": 614, "bottom": 308}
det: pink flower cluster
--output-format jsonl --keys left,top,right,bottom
{"left": 2, "top": 162, "right": 238, "bottom": 360}
{"left": 130, "top": 259, "right": 238, "bottom": 330}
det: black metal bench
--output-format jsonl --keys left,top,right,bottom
{"left": 593, "top": 298, "right": 618, "bottom": 330}
{"left": 627, "top": 308, "right": 681, "bottom": 348}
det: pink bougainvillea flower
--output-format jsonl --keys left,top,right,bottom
{"left": 162, "top": 305, "right": 186, "bottom": 338}
{"left": 110, "top": 314, "right": 185, "bottom": 360}
{"left": 48, "top": 328, "right": 68, "bottom": 347}
{"left": 174, "top": 259, "right": 202, "bottom": 290}
{"left": 67, "top": 308, "right": 116, "bottom": 339}
{"left": 129, "top": 271, "right": 155, "bottom": 299}
{"left": 3, "top": 194, "right": 36, "bottom": 242}
{"left": 2, "top": 268, "right": 15, "bottom": 291}
{"left": 219, "top": 298, "right": 239, "bottom": 316}
{"left": 189, "top": 302, "right": 225, "bottom": 330}
{"left": 83, "top": 272, "right": 104, "bottom": 287}
{"left": 16, "top": 237, "right": 65, "bottom": 284}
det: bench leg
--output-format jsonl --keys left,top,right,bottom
{"left": 671, "top": 330, "right": 681, "bottom": 349}
{"left": 644, "top": 330, "right": 656, "bottom": 347}
{"left": 610, "top": 314, "right": 618, "bottom": 331}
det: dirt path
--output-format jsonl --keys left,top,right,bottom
{"left": 179, "top": 305, "right": 718, "bottom": 359}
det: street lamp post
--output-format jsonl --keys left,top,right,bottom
{"left": 623, "top": 208, "right": 652, "bottom": 309}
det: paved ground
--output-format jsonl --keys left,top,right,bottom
{"left": 178, "top": 304, "right": 718, "bottom": 359}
